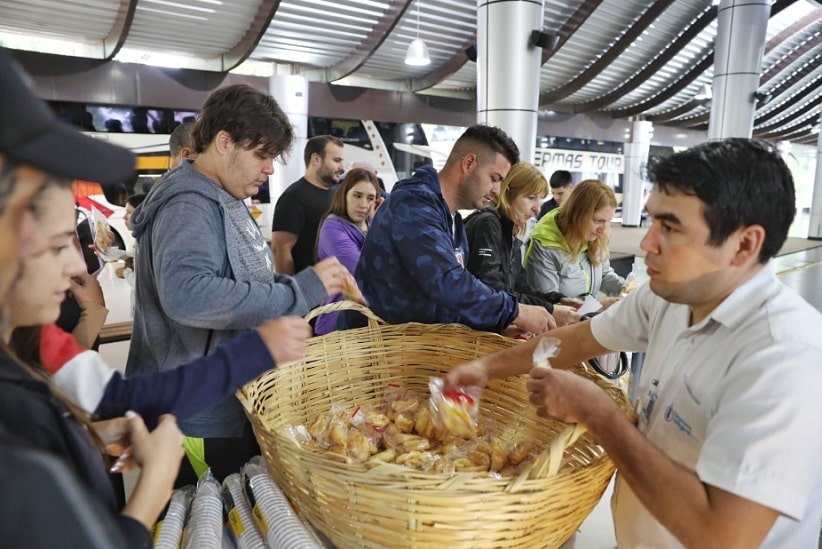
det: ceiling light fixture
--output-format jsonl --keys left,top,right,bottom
{"left": 405, "top": 2, "right": 430, "bottom": 66}
{"left": 529, "top": 29, "right": 560, "bottom": 50}
{"left": 694, "top": 83, "right": 712, "bottom": 106}
{"left": 752, "top": 90, "right": 772, "bottom": 105}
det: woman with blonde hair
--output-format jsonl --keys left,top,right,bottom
{"left": 524, "top": 178, "right": 625, "bottom": 300}
{"left": 465, "top": 163, "right": 581, "bottom": 328}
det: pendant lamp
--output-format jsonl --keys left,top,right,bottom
{"left": 405, "top": 2, "right": 431, "bottom": 66}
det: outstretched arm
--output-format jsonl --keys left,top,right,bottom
{"left": 526, "top": 368, "right": 779, "bottom": 547}
{"left": 445, "top": 321, "right": 608, "bottom": 388}
{"left": 90, "top": 318, "right": 311, "bottom": 425}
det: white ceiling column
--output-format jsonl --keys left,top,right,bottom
{"left": 708, "top": 0, "right": 770, "bottom": 139}
{"left": 476, "top": 0, "right": 544, "bottom": 163}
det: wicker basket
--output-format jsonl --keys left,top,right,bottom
{"left": 237, "top": 302, "right": 634, "bottom": 549}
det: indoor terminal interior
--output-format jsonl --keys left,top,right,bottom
{"left": 1, "top": 0, "right": 821, "bottom": 547}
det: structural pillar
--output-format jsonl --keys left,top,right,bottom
{"left": 477, "top": 0, "right": 544, "bottom": 163}
{"left": 708, "top": 0, "right": 770, "bottom": 139}
{"left": 269, "top": 73, "right": 308, "bottom": 201}
{"left": 622, "top": 120, "right": 653, "bottom": 227}
{"left": 808, "top": 116, "right": 822, "bottom": 239}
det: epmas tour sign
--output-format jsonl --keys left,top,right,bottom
{"left": 533, "top": 147, "right": 624, "bottom": 175}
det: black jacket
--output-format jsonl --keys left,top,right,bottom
{"left": 0, "top": 353, "right": 151, "bottom": 548}
{"left": 464, "top": 208, "right": 564, "bottom": 312}
{"left": 537, "top": 198, "right": 559, "bottom": 220}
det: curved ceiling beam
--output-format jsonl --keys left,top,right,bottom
{"left": 101, "top": 0, "right": 137, "bottom": 61}
{"left": 663, "top": 29, "right": 820, "bottom": 127}
{"left": 647, "top": 99, "right": 708, "bottom": 123}
{"left": 763, "top": 11, "right": 821, "bottom": 57}
{"left": 756, "top": 105, "right": 821, "bottom": 140}
{"left": 541, "top": 0, "right": 605, "bottom": 65}
{"left": 792, "top": 134, "right": 819, "bottom": 146}
{"left": 539, "top": 0, "right": 676, "bottom": 104}
{"left": 755, "top": 91, "right": 822, "bottom": 133}
{"left": 600, "top": 0, "right": 794, "bottom": 119}
{"left": 605, "top": 52, "right": 713, "bottom": 119}
{"left": 679, "top": 80, "right": 820, "bottom": 131}
{"left": 325, "top": 0, "right": 414, "bottom": 82}
{"left": 756, "top": 58, "right": 821, "bottom": 124}
{"left": 220, "top": 0, "right": 283, "bottom": 72}
{"left": 677, "top": 116, "right": 708, "bottom": 130}
{"left": 411, "top": 34, "right": 477, "bottom": 92}
{"left": 574, "top": 5, "right": 716, "bottom": 114}
{"left": 760, "top": 127, "right": 811, "bottom": 142}
{"left": 759, "top": 27, "right": 821, "bottom": 85}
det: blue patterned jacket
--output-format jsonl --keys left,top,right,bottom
{"left": 355, "top": 165, "right": 518, "bottom": 332}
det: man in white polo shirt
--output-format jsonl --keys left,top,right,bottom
{"left": 447, "top": 138, "right": 822, "bottom": 547}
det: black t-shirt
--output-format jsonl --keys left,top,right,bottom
{"left": 537, "top": 198, "right": 559, "bottom": 220}
{"left": 271, "top": 177, "right": 337, "bottom": 272}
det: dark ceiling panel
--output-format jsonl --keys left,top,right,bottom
{"left": 574, "top": 5, "right": 717, "bottom": 114}
{"left": 539, "top": 0, "right": 677, "bottom": 104}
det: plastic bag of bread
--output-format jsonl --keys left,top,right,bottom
{"left": 89, "top": 206, "right": 128, "bottom": 261}
{"left": 428, "top": 377, "right": 481, "bottom": 439}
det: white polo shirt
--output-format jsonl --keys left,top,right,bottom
{"left": 591, "top": 262, "right": 822, "bottom": 548}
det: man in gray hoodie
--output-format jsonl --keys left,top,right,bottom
{"left": 126, "top": 84, "right": 349, "bottom": 483}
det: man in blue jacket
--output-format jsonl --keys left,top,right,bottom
{"left": 356, "top": 125, "right": 552, "bottom": 334}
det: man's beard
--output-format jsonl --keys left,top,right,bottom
{"left": 319, "top": 172, "right": 338, "bottom": 188}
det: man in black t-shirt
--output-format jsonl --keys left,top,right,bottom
{"left": 271, "top": 135, "right": 344, "bottom": 274}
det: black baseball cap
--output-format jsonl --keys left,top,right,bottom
{"left": 0, "top": 48, "right": 136, "bottom": 185}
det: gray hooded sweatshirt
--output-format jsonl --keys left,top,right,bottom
{"left": 126, "top": 160, "right": 327, "bottom": 437}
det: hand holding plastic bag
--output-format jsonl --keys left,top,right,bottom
{"left": 429, "top": 377, "right": 481, "bottom": 438}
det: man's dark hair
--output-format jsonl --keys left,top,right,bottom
{"left": 169, "top": 121, "right": 195, "bottom": 158}
{"left": 303, "top": 135, "right": 344, "bottom": 168}
{"left": 646, "top": 138, "right": 795, "bottom": 263}
{"left": 191, "top": 84, "right": 294, "bottom": 159}
{"left": 0, "top": 157, "right": 19, "bottom": 217}
{"left": 126, "top": 193, "right": 146, "bottom": 209}
{"left": 446, "top": 124, "right": 520, "bottom": 168}
{"left": 549, "top": 170, "right": 573, "bottom": 189}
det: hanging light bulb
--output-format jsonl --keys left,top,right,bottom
{"left": 405, "top": 2, "right": 431, "bottom": 66}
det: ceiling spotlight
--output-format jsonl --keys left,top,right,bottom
{"left": 752, "top": 90, "right": 772, "bottom": 105}
{"left": 464, "top": 44, "right": 477, "bottom": 63}
{"left": 405, "top": 2, "right": 431, "bottom": 66}
{"left": 529, "top": 30, "right": 560, "bottom": 50}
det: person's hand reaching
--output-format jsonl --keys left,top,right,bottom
{"left": 445, "top": 360, "right": 489, "bottom": 391}
{"left": 106, "top": 411, "right": 184, "bottom": 475}
{"left": 256, "top": 317, "right": 313, "bottom": 364}
{"left": 312, "top": 257, "right": 351, "bottom": 296}
{"left": 552, "top": 305, "right": 582, "bottom": 327}
{"left": 514, "top": 303, "right": 555, "bottom": 334}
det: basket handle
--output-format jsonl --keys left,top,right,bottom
{"left": 304, "top": 300, "right": 387, "bottom": 328}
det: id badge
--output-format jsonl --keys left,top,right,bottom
{"left": 454, "top": 248, "right": 464, "bottom": 268}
